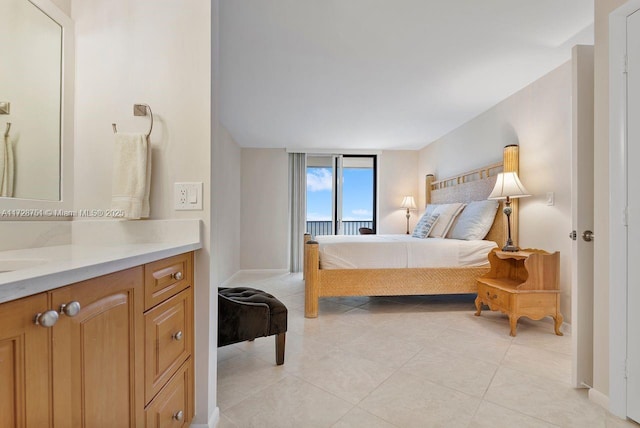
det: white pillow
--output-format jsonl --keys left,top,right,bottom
{"left": 428, "top": 203, "right": 466, "bottom": 238}
{"left": 424, "top": 204, "right": 437, "bottom": 217}
{"left": 411, "top": 213, "right": 440, "bottom": 238}
{"left": 448, "top": 200, "right": 499, "bottom": 240}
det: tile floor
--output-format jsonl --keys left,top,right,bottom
{"left": 217, "top": 272, "right": 638, "bottom": 428}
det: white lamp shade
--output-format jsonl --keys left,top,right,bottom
{"left": 401, "top": 196, "right": 417, "bottom": 209}
{"left": 488, "top": 172, "right": 531, "bottom": 200}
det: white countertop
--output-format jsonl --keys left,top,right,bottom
{"left": 0, "top": 219, "right": 202, "bottom": 304}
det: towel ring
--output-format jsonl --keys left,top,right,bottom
{"left": 112, "top": 104, "right": 153, "bottom": 138}
{"left": 4, "top": 122, "right": 10, "bottom": 138}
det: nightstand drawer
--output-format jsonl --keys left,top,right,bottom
{"left": 145, "top": 358, "right": 193, "bottom": 427}
{"left": 144, "top": 253, "right": 192, "bottom": 310}
{"left": 145, "top": 288, "right": 193, "bottom": 404}
{"left": 478, "top": 283, "right": 510, "bottom": 310}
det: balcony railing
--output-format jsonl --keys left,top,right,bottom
{"left": 306, "top": 220, "right": 373, "bottom": 237}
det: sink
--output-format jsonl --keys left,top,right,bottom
{"left": 0, "top": 259, "right": 50, "bottom": 273}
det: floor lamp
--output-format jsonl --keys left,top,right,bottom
{"left": 488, "top": 172, "right": 530, "bottom": 251}
{"left": 401, "top": 196, "right": 417, "bottom": 234}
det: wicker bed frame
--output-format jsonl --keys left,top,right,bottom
{"left": 303, "top": 145, "right": 521, "bottom": 318}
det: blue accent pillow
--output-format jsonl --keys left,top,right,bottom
{"left": 411, "top": 213, "right": 440, "bottom": 238}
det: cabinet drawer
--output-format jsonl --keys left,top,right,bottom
{"left": 145, "top": 288, "right": 193, "bottom": 404}
{"left": 145, "top": 253, "right": 192, "bottom": 310}
{"left": 478, "top": 283, "right": 511, "bottom": 310}
{"left": 145, "top": 358, "right": 193, "bottom": 428}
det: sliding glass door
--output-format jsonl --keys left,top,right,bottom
{"left": 306, "top": 155, "right": 376, "bottom": 236}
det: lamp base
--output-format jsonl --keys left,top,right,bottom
{"left": 501, "top": 244, "right": 520, "bottom": 252}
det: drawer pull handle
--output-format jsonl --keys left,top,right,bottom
{"left": 173, "top": 410, "right": 184, "bottom": 421}
{"left": 59, "top": 301, "right": 81, "bottom": 317}
{"left": 171, "top": 271, "right": 184, "bottom": 281}
{"left": 34, "top": 310, "right": 59, "bottom": 328}
{"left": 486, "top": 292, "right": 498, "bottom": 300}
{"left": 173, "top": 331, "right": 184, "bottom": 341}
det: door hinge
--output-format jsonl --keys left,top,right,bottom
{"left": 624, "top": 54, "right": 629, "bottom": 74}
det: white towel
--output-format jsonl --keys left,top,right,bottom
{"left": 111, "top": 133, "right": 151, "bottom": 219}
{"left": 1, "top": 133, "right": 14, "bottom": 197}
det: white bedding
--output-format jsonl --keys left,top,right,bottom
{"left": 315, "top": 234, "right": 497, "bottom": 269}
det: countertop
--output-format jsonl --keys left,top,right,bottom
{"left": 0, "top": 219, "right": 202, "bottom": 304}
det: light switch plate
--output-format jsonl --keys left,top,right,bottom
{"left": 174, "top": 182, "right": 203, "bottom": 210}
{"left": 546, "top": 192, "right": 555, "bottom": 206}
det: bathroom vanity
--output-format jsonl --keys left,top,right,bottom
{"left": 0, "top": 220, "right": 201, "bottom": 427}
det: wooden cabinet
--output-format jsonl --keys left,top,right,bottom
{"left": 144, "top": 360, "right": 193, "bottom": 428}
{"left": 144, "top": 288, "right": 192, "bottom": 403}
{"left": 143, "top": 253, "right": 194, "bottom": 427}
{"left": 0, "top": 294, "right": 51, "bottom": 428}
{"left": 144, "top": 253, "right": 192, "bottom": 311}
{"left": 475, "top": 248, "right": 563, "bottom": 337}
{"left": 0, "top": 251, "right": 194, "bottom": 428}
{"left": 51, "top": 267, "right": 145, "bottom": 427}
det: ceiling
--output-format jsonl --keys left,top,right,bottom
{"left": 219, "top": 0, "right": 593, "bottom": 151}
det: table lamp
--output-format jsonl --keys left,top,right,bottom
{"left": 401, "top": 196, "right": 417, "bottom": 234}
{"left": 488, "top": 172, "right": 530, "bottom": 251}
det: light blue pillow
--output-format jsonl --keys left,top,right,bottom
{"left": 411, "top": 213, "right": 440, "bottom": 238}
{"left": 448, "top": 200, "right": 499, "bottom": 240}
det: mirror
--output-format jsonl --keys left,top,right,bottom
{"left": 0, "top": 0, "right": 73, "bottom": 212}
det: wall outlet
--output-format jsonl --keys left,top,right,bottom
{"left": 174, "top": 182, "right": 203, "bottom": 210}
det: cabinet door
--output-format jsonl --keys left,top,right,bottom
{"left": 51, "top": 267, "right": 144, "bottom": 428}
{"left": 0, "top": 294, "right": 51, "bottom": 428}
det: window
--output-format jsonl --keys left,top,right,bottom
{"left": 306, "top": 155, "right": 377, "bottom": 236}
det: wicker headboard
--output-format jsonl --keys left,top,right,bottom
{"left": 424, "top": 145, "right": 520, "bottom": 247}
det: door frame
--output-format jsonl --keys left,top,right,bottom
{"left": 333, "top": 154, "right": 378, "bottom": 235}
{"left": 609, "top": 0, "right": 640, "bottom": 418}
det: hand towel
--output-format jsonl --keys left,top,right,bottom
{"left": 1, "top": 133, "right": 14, "bottom": 197}
{"left": 111, "top": 133, "right": 151, "bottom": 219}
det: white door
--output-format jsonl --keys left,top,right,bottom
{"left": 570, "top": 45, "right": 595, "bottom": 389}
{"left": 626, "top": 9, "right": 640, "bottom": 423}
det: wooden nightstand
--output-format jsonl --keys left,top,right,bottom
{"left": 474, "top": 248, "right": 563, "bottom": 337}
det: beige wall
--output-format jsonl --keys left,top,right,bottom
{"left": 592, "top": 0, "right": 628, "bottom": 400}
{"left": 378, "top": 151, "right": 419, "bottom": 234}
{"left": 239, "top": 149, "right": 421, "bottom": 270}
{"left": 213, "top": 125, "right": 242, "bottom": 281}
{"left": 240, "top": 148, "right": 290, "bottom": 270}
{"left": 71, "top": 0, "right": 215, "bottom": 424}
{"left": 418, "top": 62, "right": 574, "bottom": 321}
{"left": 50, "top": 0, "right": 70, "bottom": 15}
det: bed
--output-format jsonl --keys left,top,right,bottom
{"left": 303, "top": 145, "right": 521, "bottom": 318}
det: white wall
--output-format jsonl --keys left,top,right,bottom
{"left": 240, "top": 148, "right": 289, "bottom": 270}
{"left": 418, "top": 61, "right": 574, "bottom": 321}
{"left": 378, "top": 151, "right": 419, "bottom": 234}
{"left": 71, "top": 0, "right": 216, "bottom": 424}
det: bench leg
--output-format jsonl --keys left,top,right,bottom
{"left": 275, "top": 333, "right": 286, "bottom": 365}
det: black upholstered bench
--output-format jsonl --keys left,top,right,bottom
{"left": 218, "top": 287, "right": 288, "bottom": 365}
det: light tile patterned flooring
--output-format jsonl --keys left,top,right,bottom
{"left": 217, "top": 272, "right": 638, "bottom": 428}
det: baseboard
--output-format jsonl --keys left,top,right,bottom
{"left": 189, "top": 407, "right": 220, "bottom": 428}
{"left": 220, "top": 270, "right": 242, "bottom": 286}
{"left": 589, "top": 388, "right": 610, "bottom": 410}
{"left": 220, "top": 269, "right": 290, "bottom": 286}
